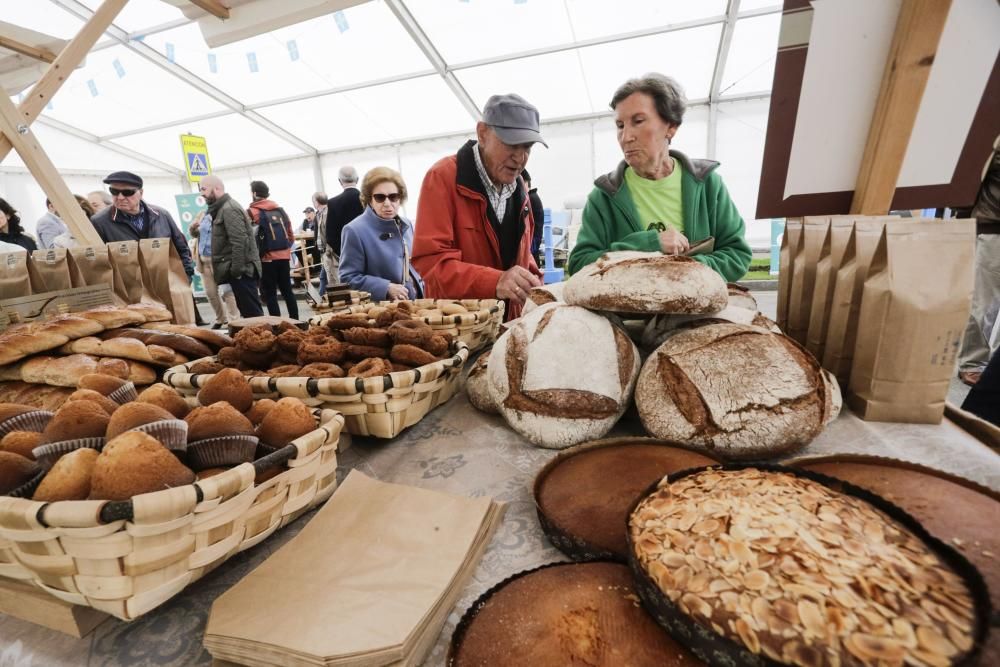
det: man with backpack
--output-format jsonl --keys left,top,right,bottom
{"left": 200, "top": 175, "right": 264, "bottom": 318}
{"left": 248, "top": 180, "right": 299, "bottom": 320}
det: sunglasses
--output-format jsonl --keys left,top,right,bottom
{"left": 372, "top": 193, "right": 400, "bottom": 203}
{"left": 109, "top": 187, "right": 138, "bottom": 197}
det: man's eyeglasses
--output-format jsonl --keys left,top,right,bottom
{"left": 372, "top": 193, "right": 400, "bottom": 203}
{"left": 109, "top": 187, "right": 138, "bottom": 197}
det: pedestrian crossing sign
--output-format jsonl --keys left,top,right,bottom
{"left": 180, "top": 134, "right": 212, "bottom": 183}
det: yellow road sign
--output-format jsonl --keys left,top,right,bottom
{"left": 180, "top": 134, "right": 211, "bottom": 183}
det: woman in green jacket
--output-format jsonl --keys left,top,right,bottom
{"left": 568, "top": 73, "right": 751, "bottom": 281}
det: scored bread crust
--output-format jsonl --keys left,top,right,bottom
{"left": 635, "top": 322, "right": 831, "bottom": 459}
{"left": 56, "top": 337, "right": 178, "bottom": 366}
{"left": 0, "top": 354, "right": 157, "bottom": 387}
{"left": 564, "top": 251, "right": 728, "bottom": 315}
{"left": 465, "top": 350, "right": 497, "bottom": 414}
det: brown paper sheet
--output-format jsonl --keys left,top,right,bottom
{"left": 0, "top": 251, "right": 33, "bottom": 300}
{"left": 107, "top": 240, "right": 148, "bottom": 305}
{"left": 29, "top": 248, "right": 80, "bottom": 293}
{"left": 204, "top": 470, "right": 505, "bottom": 666}
{"left": 805, "top": 217, "right": 857, "bottom": 360}
{"left": 776, "top": 218, "right": 802, "bottom": 331}
{"left": 139, "top": 238, "right": 195, "bottom": 324}
{"left": 68, "top": 245, "right": 127, "bottom": 304}
{"left": 785, "top": 216, "right": 829, "bottom": 344}
{"left": 848, "top": 221, "right": 975, "bottom": 424}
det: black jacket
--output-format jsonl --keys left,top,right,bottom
{"left": 0, "top": 232, "right": 37, "bottom": 253}
{"left": 326, "top": 187, "right": 364, "bottom": 256}
{"left": 91, "top": 202, "right": 194, "bottom": 275}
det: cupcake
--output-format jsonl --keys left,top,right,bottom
{"left": 67, "top": 389, "right": 121, "bottom": 415}
{"left": 35, "top": 401, "right": 110, "bottom": 467}
{"left": 185, "top": 402, "right": 258, "bottom": 471}
{"left": 77, "top": 373, "right": 137, "bottom": 403}
{"left": 198, "top": 368, "right": 254, "bottom": 413}
{"left": 0, "top": 451, "right": 39, "bottom": 496}
{"left": 185, "top": 402, "right": 255, "bottom": 441}
{"left": 137, "top": 384, "right": 191, "bottom": 419}
{"left": 0, "top": 403, "right": 52, "bottom": 436}
{"left": 89, "top": 431, "right": 195, "bottom": 501}
{"left": 257, "top": 398, "right": 316, "bottom": 447}
{"left": 33, "top": 447, "right": 99, "bottom": 502}
{"left": 106, "top": 403, "right": 177, "bottom": 439}
{"left": 244, "top": 399, "right": 276, "bottom": 426}
{"left": 0, "top": 431, "right": 43, "bottom": 460}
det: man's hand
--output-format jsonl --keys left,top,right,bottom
{"left": 658, "top": 229, "right": 690, "bottom": 255}
{"left": 496, "top": 265, "right": 542, "bottom": 305}
{"left": 189, "top": 219, "right": 200, "bottom": 236}
{"left": 386, "top": 283, "right": 409, "bottom": 301}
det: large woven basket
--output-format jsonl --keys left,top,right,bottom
{"left": 312, "top": 299, "right": 504, "bottom": 352}
{"left": 163, "top": 342, "right": 469, "bottom": 439}
{"left": 0, "top": 408, "right": 343, "bottom": 621}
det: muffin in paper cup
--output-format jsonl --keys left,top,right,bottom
{"left": 108, "top": 382, "right": 139, "bottom": 405}
{"left": 32, "top": 437, "right": 106, "bottom": 470}
{"left": 0, "top": 411, "right": 54, "bottom": 437}
{"left": 186, "top": 435, "right": 258, "bottom": 471}
{"left": 129, "top": 419, "right": 189, "bottom": 453}
{"left": 7, "top": 469, "right": 44, "bottom": 498}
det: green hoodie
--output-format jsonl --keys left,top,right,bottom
{"left": 567, "top": 150, "right": 752, "bottom": 281}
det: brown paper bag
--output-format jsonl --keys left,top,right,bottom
{"left": 107, "top": 240, "right": 151, "bottom": 305}
{"left": 139, "top": 238, "right": 195, "bottom": 324}
{"left": 29, "top": 248, "right": 80, "bottom": 292}
{"left": 785, "top": 216, "right": 829, "bottom": 344}
{"left": 848, "top": 221, "right": 975, "bottom": 423}
{"left": 0, "top": 252, "right": 33, "bottom": 300}
{"left": 805, "top": 217, "right": 858, "bottom": 360}
{"left": 776, "top": 218, "right": 802, "bottom": 331}
{"left": 68, "top": 245, "right": 128, "bottom": 305}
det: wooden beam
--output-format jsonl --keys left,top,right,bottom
{"left": 0, "top": 0, "right": 128, "bottom": 162}
{"left": 851, "top": 0, "right": 953, "bottom": 215}
{"left": 188, "top": 0, "right": 230, "bottom": 19}
{"left": 0, "top": 35, "right": 57, "bottom": 63}
{"left": 0, "top": 91, "right": 105, "bottom": 247}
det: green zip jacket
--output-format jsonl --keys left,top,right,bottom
{"left": 568, "top": 150, "right": 752, "bottom": 281}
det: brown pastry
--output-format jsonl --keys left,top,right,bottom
{"left": 33, "top": 447, "right": 99, "bottom": 502}
{"left": 217, "top": 346, "right": 241, "bottom": 367}
{"left": 66, "top": 389, "right": 121, "bottom": 415}
{"left": 266, "top": 364, "right": 302, "bottom": 377}
{"left": 341, "top": 327, "right": 391, "bottom": 347}
{"left": 276, "top": 328, "right": 306, "bottom": 355}
{"left": 137, "top": 383, "right": 191, "bottom": 419}
{"left": 299, "top": 363, "right": 345, "bottom": 379}
{"left": 106, "top": 402, "right": 176, "bottom": 439}
{"left": 244, "top": 399, "right": 276, "bottom": 426}
{"left": 0, "top": 450, "right": 38, "bottom": 495}
{"left": 0, "top": 431, "right": 43, "bottom": 460}
{"left": 89, "top": 431, "right": 195, "bottom": 501}
{"left": 348, "top": 358, "right": 393, "bottom": 378}
{"left": 185, "top": 401, "right": 255, "bottom": 441}
{"left": 96, "top": 357, "right": 130, "bottom": 380}
{"left": 375, "top": 308, "right": 412, "bottom": 327}
{"left": 421, "top": 334, "right": 449, "bottom": 357}
{"left": 390, "top": 344, "right": 438, "bottom": 368}
{"left": 198, "top": 367, "right": 254, "bottom": 413}
{"left": 42, "top": 400, "right": 111, "bottom": 443}
{"left": 305, "top": 325, "right": 332, "bottom": 339}
{"left": 0, "top": 403, "right": 34, "bottom": 424}
{"left": 238, "top": 348, "right": 276, "bottom": 369}
{"left": 189, "top": 359, "right": 226, "bottom": 375}
{"left": 77, "top": 373, "right": 128, "bottom": 396}
{"left": 325, "top": 313, "right": 371, "bottom": 331}
{"left": 345, "top": 344, "right": 389, "bottom": 361}
{"left": 256, "top": 398, "right": 316, "bottom": 447}
{"left": 234, "top": 325, "right": 276, "bottom": 353}
{"left": 388, "top": 320, "right": 434, "bottom": 346}
{"left": 297, "top": 339, "right": 345, "bottom": 365}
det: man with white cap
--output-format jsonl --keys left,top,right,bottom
{"left": 412, "top": 93, "right": 545, "bottom": 320}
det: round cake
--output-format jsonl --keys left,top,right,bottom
{"left": 629, "top": 467, "right": 982, "bottom": 667}
{"left": 449, "top": 562, "right": 701, "bottom": 667}
{"left": 535, "top": 439, "right": 717, "bottom": 560}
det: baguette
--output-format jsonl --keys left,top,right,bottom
{"left": 56, "top": 337, "right": 178, "bottom": 367}
{"left": 0, "top": 381, "right": 74, "bottom": 410}
{"left": 139, "top": 322, "right": 233, "bottom": 350}
{"left": 0, "top": 354, "right": 157, "bottom": 387}
{"left": 77, "top": 305, "right": 147, "bottom": 329}
{"left": 100, "top": 328, "right": 213, "bottom": 359}
{"left": 0, "top": 329, "right": 69, "bottom": 366}
{"left": 124, "top": 303, "right": 173, "bottom": 322}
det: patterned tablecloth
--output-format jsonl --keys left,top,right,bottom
{"left": 0, "top": 391, "right": 997, "bottom": 666}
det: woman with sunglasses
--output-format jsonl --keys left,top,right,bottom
{"left": 339, "top": 167, "right": 424, "bottom": 302}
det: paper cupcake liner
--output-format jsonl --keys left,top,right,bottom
{"left": 186, "top": 435, "right": 259, "bottom": 471}
{"left": 6, "top": 469, "right": 44, "bottom": 499}
{"left": 108, "top": 382, "right": 139, "bottom": 405}
{"left": 129, "top": 419, "right": 189, "bottom": 453}
{"left": 0, "top": 410, "right": 54, "bottom": 437}
{"left": 31, "top": 437, "right": 106, "bottom": 470}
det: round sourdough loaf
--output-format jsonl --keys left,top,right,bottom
{"left": 522, "top": 282, "right": 565, "bottom": 315}
{"left": 487, "top": 303, "right": 639, "bottom": 449}
{"left": 465, "top": 350, "right": 496, "bottom": 414}
{"left": 563, "top": 251, "right": 727, "bottom": 314}
{"left": 635, "top": 322, "right": 833, "bottom": 459}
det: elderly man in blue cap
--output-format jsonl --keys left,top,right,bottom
{"left": 91, "top": 170, "right": 194, "bottom": 279}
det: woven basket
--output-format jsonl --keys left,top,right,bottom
{"left": 311, "top": 299, "right": 504, "bottom": 352}
{"left": 0, "top": 408, "right": 343, "bottom": 621}
{"left": 163, "top": 342, "right": 469, "bottom": 439}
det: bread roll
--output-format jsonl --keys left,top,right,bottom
{"left": 139, "top": 322, "right": 233, "bottom": 350}
{"left": 76, "top": 305, "right": 146, "bottom": 329}
{"left": 487, "top": 304, "right": 639, "bottom": 449}
{"left": 0, "top": 329, "right": 69, "bottom": 366}
{"left": 564, "top": 251, "right": 728, "bottom": 314}
{"left": 89, "top": 431, "right": 195, "bottom": 500}
{"left": 0, "top": 355, "right": 157, "bottom": 387}
{"left": 57, "top": 337, "right": 178, "bottom": 366}
{"left": 100, "top": 328, "right": 213, "bottom": 359}
{"left": 124, "top": 303, "right": 172, "bottom": 322}
{"left": 465, "top": 350, "right": 497, "bottom": 414}
{"left": 33, "top": 447, "right": 99, "bottom": 501}
{"left": 522, "top": 282, "right": 565, "bottom": 315}
{"left": 635, "top": 322, "right": 834, "bottom": 460}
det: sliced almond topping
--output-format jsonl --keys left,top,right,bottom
{"left": 797, "top": 599, "right": 825, "bottom": 637}
{"left": 847, "top": 633, "right": 906, "bottom": 661}
{"left": 681, "top": 592, "right": 713, "bottom": 620}
{"left": 893, "top": 618, "right": 918, "bottom": 649}
{"left": 661, "top": 550, "right": 687, "bottom": 568}
{"left": 916, "top": 626, "right": 957, "bottom": 657}
{"left": 735, "top": 617, "right": 761, "bottom": 654}
{"left": 691, "top": 518, "right": 720, "bottom": 536}
{"left": 743, "top": 570, "right": 770, "bottom": 591}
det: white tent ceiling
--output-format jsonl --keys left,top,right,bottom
{"left": 2, "top": 0, "right": 781, "bottom": 177}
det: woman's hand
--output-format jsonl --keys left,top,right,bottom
{"left": 387, "top": 283, "right": 409, "bottom": 301}
{"left": 658, "top": 229, "right": 690, "bottom": 255}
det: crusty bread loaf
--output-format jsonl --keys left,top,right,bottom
{"left": 635, "top": 322, "right": 832, "bottom": 460}
{"left": 522, "top": 282, "right": 565, "bottom": 315}
{"left": 0, "top": 329, "right": 69, "bottom": 366}
{"left": 0, "top": 382, "right": 74, "bottom": 411}
{"left": 76, "top": 305, "right": 146, "bottom": 329}
{"left": 0, "top": 354, "right": 156, "bottom": 387}
{"left": 487, "top": 303, "right": 639, "bottom": 449}
{"left": 465, "top": 350, "right": 497, "bottom": 414}
{"left": 100, "top": 328, "right": 213, "bottom": 359}
{"left": 36, "top": 315, "right": 105, "bottom": 340}
{"left": 57, "top": 336, "right": 177, "bottom": 366}
{"left": 564, "top": 251, "right": 728, "bottom": 314}
{"left": 124, "top": 303, "right": 172, "bottom": 322}
{"left": 139, "top": 322, "right": 233, "bottom": 350}
{"left": 726, "top": 283, "right": 758, "bottom": 311}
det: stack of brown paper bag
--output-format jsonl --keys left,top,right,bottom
{"left": 204, "top": 470, "right": 505, "bottom": 666}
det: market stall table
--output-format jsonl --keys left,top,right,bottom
{"left": 0, "top": 392, "right": 997, "bottom": 666}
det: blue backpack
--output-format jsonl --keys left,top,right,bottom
{"left": 255, "top": 207, "right": 292, "bottom": 255}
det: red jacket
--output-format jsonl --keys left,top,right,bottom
{"left": 248, "top": 198, "right": 294, "bottom": 262}
{"left": 412, "top": 141, "right": 541, "bottom": 319}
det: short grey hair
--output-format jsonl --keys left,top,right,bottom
{"left": 338, "top": 166, "right": 358, "bottom": 184}
{"left": 88, "top": 190, "right": 112, "bottom": 205}
{"left": 610, "top": 73, "right": 686, "bottom": 126}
